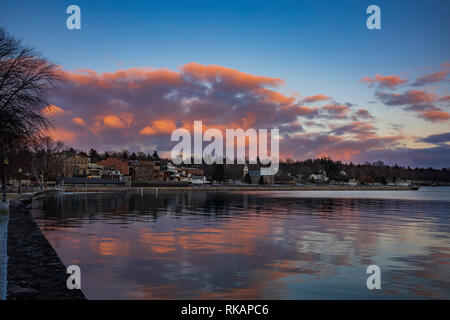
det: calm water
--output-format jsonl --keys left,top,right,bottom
{"left": 31, "top": 187, "right": 450, "bottom": 299}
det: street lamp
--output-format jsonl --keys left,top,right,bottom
{"left": 18, "top": 168, "right": 22, "bottom": 194}
{"left": 2, "top": 158, "right": 8, "bottom": 203}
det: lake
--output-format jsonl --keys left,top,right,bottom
{"left": 31, "top": 187, "right": 450, "bottom": 299}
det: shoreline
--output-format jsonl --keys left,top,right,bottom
{"left": 6, "top": 195, "right": 86, "bottom": 300}
{"left": 60, "top": 185, "right": 421, "bottom": 193}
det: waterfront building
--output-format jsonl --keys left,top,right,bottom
{"left": 308, "top": 171, "right": 329, "bottom": 183}
{"left": 98, "top": 158, "right": 131, "bottom": 176}
{"left": 87, "top": 163, "right": 104, "bottom": 178}
{"left": 132, "top": 160, "right": 164, "bottom": 182}
{"left": 62, "top": 154, "right": 90, "bottom": 177}
{"left": 189, "top": 175, "right": 208, "bottom": 184}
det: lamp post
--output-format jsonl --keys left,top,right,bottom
{"left": 40, "top": 174, "right": 43, "bottom": 190}
{"left": 18, "top": 168, "right": 22, "bottom": 194}
{"left": 2, "top": 158, "right": 8, "bottom": 203}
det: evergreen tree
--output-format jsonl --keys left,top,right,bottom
{"left": 212, "top": 163, "right": 225, "bottom": 182}
{"left": 152, "top": 150, "right": 160, "bottom": 160}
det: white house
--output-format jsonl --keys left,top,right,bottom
{"left": 309, "top": 171, "right": 329, "bottom": 183}
{"left": 396, "top": 179, "right": 411, "bottom": 187}
{"left": 189, "top": 176, "right": 208, "bottom": 184}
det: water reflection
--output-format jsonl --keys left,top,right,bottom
{"left": 32, "top": 188, "right": 450, "bottom": 299}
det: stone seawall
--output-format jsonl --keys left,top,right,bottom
{"left": 6, "top": 198, "right": 86, "bottom": 300}
{"left": 0, "top": 212, "right": 7, "bottom": 300}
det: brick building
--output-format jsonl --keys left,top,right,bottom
{"left": 98, "top": 158, "right": 130, "bottom": 176}
{"left": 132, "top": 161, "right": 164, "bottom": 181}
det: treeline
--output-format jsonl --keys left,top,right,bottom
{"left": 279, "top": 157, "right": 450, "bottom": 184}
{"left": 73, "top": 151, "right": 450, "bottom": 183}
{"left": 68, "top": 148, "right": 161, "bottom": 163}
{"left": 3, "top": 141, "right": 450, "bottom": 184}
{"left": 187, "top": 157, "right": 450, "bottom": 183}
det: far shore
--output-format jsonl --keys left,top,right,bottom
{"left": 0, "top": 185, "right": 426, "bottom": 201}
{"left": 58, "top": 185, "right": 421, "bottom": 193}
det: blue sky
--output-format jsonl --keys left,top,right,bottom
{"left": 1, "top": 1, "right": 449, "bottom": 167}
{"left": 2, "top": 1, "right": 448, "bottom": 76}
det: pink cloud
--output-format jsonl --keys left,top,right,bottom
{"left": 361, "top": 74, "right": 407, "bottom": 89}
{"left": 412, "top": 70, "right": 449, "bottom": 86}
{"left": 139, "top": 119, "right": 177, "bottom": 136}
{"left": 352, "top": 109, "right": 374, "bottom": 120}
{"left": 301, "top": 94, "right": 330, "bottom": 103}
{"left": 418, "top": 109, "right": 450, "bottom": 122}
{"left": 375, "top": 90, "right": 436, "bottom": 105}
{"left": 72, "top": 117, "right": 86, "bottom": 126}
{"left": 330, "top": 121, "right": 376, "bottom": 137}
{"left": 42, "top": 104, "right": 68, "bottom": 116}
{"left": 322, "top": 104, "right": 350, "bottom": 119}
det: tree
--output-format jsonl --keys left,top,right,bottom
{"left": 89, "top": 148, "right": 100, "bottom": 163}
{"left": 0, "top": 28, "right": 59, "bottom": 155}
{"left": 212, "top": 163, "right": 225, "bottom": 182}
{"left": 152, "top": 150, "right": 160, "bottom": 161}
{"left": 31, "top": 136, "right": 64, "bottom": 186}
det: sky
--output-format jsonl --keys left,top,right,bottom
{"left": 1, "top": 0, "right": 449, "bottom": 167}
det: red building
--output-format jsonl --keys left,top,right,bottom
{"left": 98, "top": 158, "right": 130, "bottom": 176}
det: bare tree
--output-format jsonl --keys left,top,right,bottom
{"left": 31, "top": 136, "right": 65, "bottom": 187}
{"left": 0, "top": 28, "right": 59, "bottom": 155}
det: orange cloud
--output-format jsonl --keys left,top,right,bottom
{"left": 95, "top": 113, "right": 134, "bottom": 131}
{"left": 302, "top": 94, "right": 330, "bottom": 103}
{"left": 42, "top": 104, "right": 67, "bottom": 116}
{"left": 58, "top": 67, "right": 181, "bottom": 88}
{"left": 47, "top": 128, "right": 76, "bottom": 142}
{"left": 139, "top": 119, "right": 177, "bottom": 136}
{"left": 361, "top": 74, "right": 407, "bottom": 88}
{"left": 180, "top": 62, "right": 284, "bottom": 89}
{"left": 418, "top": 109, "right": 450, "bottom": 122}
{"left": 103, "top": 115, "right": 126, "bottom": 128}
{"left": 257, "top": 88, "right": 296, "bottom": 106}
{"left": 72, "top": 117, "right": 86, "bottom": 126}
